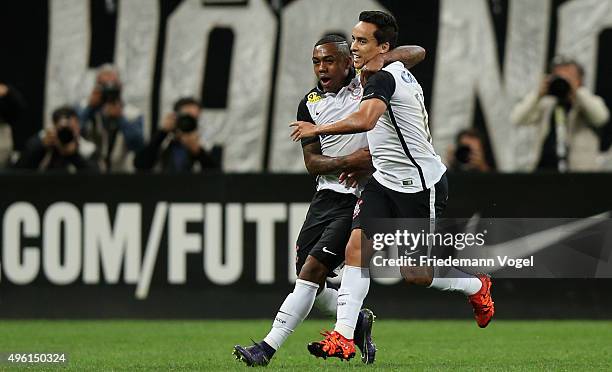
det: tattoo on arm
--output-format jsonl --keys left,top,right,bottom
{"left": 302, "top": 141, "right": 348, "bottom": 176}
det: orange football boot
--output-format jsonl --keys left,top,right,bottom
{"left": 307, "top": 331, "right": 356, "bottom": 361}
{"left": 468, "top": 274, "right": 495, "bottom": 328}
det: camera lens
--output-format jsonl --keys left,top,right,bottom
{"left": 176, "top": 114, "right": 198, "bottom": 133}
{"left": 548, "top": 76, "right": 571, "bottom": 101}
{"left": 455, "top": 145, "right": 471, "bottom": 164}
{"left": 100, "top": 83, "right": 121, "bottom": 104}
{"left": 57, "top": 127, "right": 74, "bottom": 145}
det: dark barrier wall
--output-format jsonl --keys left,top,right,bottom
{"left": 0, "top": 173, "right": 611, "bottom": 319}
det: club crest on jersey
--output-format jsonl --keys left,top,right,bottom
{"left": 353, "top": 199, "right": 363, "bottom": 219}
{"left": 307, "top": 92, "right": 322, "bottom": 103}
{"left": 401, "top": 70, "right": 417, "bottom": 84}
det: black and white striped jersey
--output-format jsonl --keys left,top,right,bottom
{"left": 361, "top": 61, "right": 446, "bottom": 193}
{"left": 299, "top": 72, "right": 368, "bottom": 196}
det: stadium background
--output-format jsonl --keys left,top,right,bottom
{"left": 0, "top": 0, "right": 611, "bottom": 320}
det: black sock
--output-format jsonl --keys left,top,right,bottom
{"left": 259, "top": 341, "right": 276, "bottom": 359}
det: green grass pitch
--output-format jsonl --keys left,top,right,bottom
{"left": 0, "top": 320, "right": 611, "bottom": 371}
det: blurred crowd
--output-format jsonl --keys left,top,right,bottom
{"left": 1, "top": 57, "right": 610, "bottom": 174}
{"left": 0, "top": 64, "right": 221, "bottom": 174}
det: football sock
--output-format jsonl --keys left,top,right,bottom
{"left": 428, "top": 267, "right": 482, "bottom": 296}
{"left": 263, "top": 279, "right": 319, "bottom": 351}
{"left": 334, "top": 266, "right": 370, "bottom": 340}
{"left": 314, "top": 282, "right": 338, "bottom": 317}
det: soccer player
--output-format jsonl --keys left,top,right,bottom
{"left": 290, "top": 11, "right": 495, "bottom": 361}
{"left": 233, "top": 35, "right": 426, "bottom": 366}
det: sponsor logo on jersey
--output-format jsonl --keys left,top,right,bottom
{"left": 401, "top": 70, "right": 417, "bottom": 84}
{"left": 307, "top": 92, "right": 321, "bottom": 103}
{"left": 402, "top": 178, "right": 414, "bottom": 186}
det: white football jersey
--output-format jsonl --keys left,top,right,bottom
{"left": 362, "top": 62, "right": 446, "bottom": 193}
{"left": 299, "top": 71, "right": 368, "bottom": 196}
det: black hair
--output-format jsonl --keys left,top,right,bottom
{"left": 173, "top": 97, "right": 200, "bottom": 113}
{"left": 549, "top": 55, "right": 585, "bottom": 79}
{"left": 314, "top": 34, "right": 351, "bottom": 59}
{"left": 51, "top": 105, "right": 77, "bottom": 124}
{"left": 359, "top": 10, "right": 398, "bottom": 49}
{"left": 455, "top": 128, "right": 483, "bottom": 144}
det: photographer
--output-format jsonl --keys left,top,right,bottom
{"left": 134, "top": 97, "right": 221, "bottom": 173}
{"left": 0, "top": 83, "right": 27, "bottom": 166}
{"left": 511, "top": 56, "right": 610, "bottom": 172}
{"left": 77, "top": 64, "right": 144, "bottom": 172}
{"left": 14, "top": 106, "right": 98, "bottom": 172}
{"left": 446, "top": 128, "right": 493, "bottom": 173}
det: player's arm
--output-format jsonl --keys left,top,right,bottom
{"left": 291, "top": 72, "right": 395, "bottom": 140}
{"left": 363, "top": 46, "right": 425, "bottom": 74}
{"left": 360, "top": 46, "right": 425, "bottom": 85}
{"left": 302, "top": 139, "right": 371, "bottom": 176}
{"left": 385, "top": 45, "right": 426, "bottom": 70}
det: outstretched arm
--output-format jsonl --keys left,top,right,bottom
{"left": 291, "top": 99, "right": 387, "bottom": 140}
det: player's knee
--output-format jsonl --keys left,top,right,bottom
{"left": 401, "top": 266, "right": 433, "bottom": 287}
{"left": 298, "top": 256, "right": 329, "bottom": 284}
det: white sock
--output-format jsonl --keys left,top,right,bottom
{"left": 314, "top": 283, "right": 338, "bottom": 318}
{"left": 263, "top": 279, "right": 319, "bottom": 350}
{"left": 428, "top": 267, "right": 482, "bottom": 296}
{"left": 334, "top": 266, "right": 370, "bottom": 339}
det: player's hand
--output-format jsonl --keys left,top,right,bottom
{"left": 360, "top": 54, "right": 385, "bottom": 86}
{"left": 339, "top": 169, "right": 371, "bottom": 189}
{"left": 0, "top": 84, "right": 8, "bottom": 97}
{"left": 290, "top": 121, "right": 318, "bottom": 141}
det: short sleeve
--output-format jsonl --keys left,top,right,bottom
{"left": 361, "top": 70, "right": 396, "bottom": 106}
{"left": 297, "top": 98, "right": 319, "bottom": 147}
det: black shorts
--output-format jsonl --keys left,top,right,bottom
{"left": 295, "top": 189, "right": 358, "bottom": 276}
{"left": 352, "top": 173, "right": 448, "bottom": 237}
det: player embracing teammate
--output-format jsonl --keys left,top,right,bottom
{"left": 290, "top": 11, "right": 495, "bottom": 362}
{"left": 233, "top": 31, "right": 426, "bottom": 366}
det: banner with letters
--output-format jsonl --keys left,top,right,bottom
{"left": 0, "top": 173, "right": 611, "bottom": 318}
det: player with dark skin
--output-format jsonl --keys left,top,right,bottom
{"left": 297, "top": 40, "right": 426, "bottom": 291}
{"left": 232, "top": 38, "right": 426, "bottom": 367}
{"left": 291, "top": 21, "right": 433, "bottom": 287}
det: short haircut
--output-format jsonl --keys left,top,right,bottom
{"left": 173, "top": 97, "right": 200, "bottom": 113}
{"left": 314, "top": 34, "right": 351, "bottom": 60}
{"left": 456, "top": 128, "right": 483, "bottom": 143}
{"left": 359, "top": 10, "right": 398, "bottom": 49}
{"left": 550, "top": 55, "right": 585, "bottom": 79}
{"left": 52, "top": 105, "right": 77, "bottom": 124}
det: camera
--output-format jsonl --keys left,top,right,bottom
{"left": 57, "top": 127, "right": 74, "bottom": 145}
{"left": 548, "top": 75, "right": 571, "bottom": 102}
{"left": 455, "top": 145, "right": 471, "bottom": 164}
{"left": 176, "top": 114, "right": 198, "bottom": 133}
{"left": 99, "top": 82, "right": 121, "bottom": 104}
